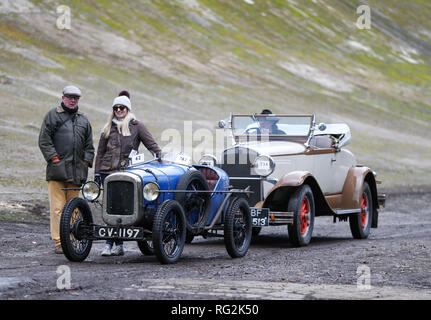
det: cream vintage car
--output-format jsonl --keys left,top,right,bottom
{"left": 200, "top": 113, "right": 386, "bottom": 247}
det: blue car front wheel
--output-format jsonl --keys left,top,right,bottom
{"left": 152, "top": 200, "right": 186, "bottom": 264}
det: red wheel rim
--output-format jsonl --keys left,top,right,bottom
{"left": 360, "top": 193, "right": 368, "bottom": 227}
{"left": 300, "top": 197, "right": 310, "bottom": 235}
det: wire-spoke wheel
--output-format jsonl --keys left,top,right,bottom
{"left": 350, "top": 182, "right": 373, "bottom": 239}
{"left": 60, "top": 197, "right": 93, "bottom": 262}
{"left": 224, "top": 197, "right": 252, "bottom": 258}
{"left": 152, "top": 200, "right": 186, "bottom": 264}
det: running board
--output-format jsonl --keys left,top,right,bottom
{"left": 334, "top": 209, "right": 361, "bottom": 215}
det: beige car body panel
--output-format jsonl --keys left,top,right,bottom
{"left": 220, "top": 114, "right": 384, "bottom": 221}
{"left": 236, "top": 139, "right": 357, "bottom": 212}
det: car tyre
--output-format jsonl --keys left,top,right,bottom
{"left": 288, "top": 185, "right": 315, "bottom": 247}
{"left": 224, "top": 197, "right": 252, "bottom": 258}
{"left": 185, "top": 231, "right": 195, "bottom": 244}
{"left": 349, "top": 182, "right": 373, "bottom": 239}
{"left": 137, "top": 238, "right": 154, "bottom": 255}
{"left": 152, "top": 200, "right": 186, "bottom": 264}
{"left": 60, "top": 197, "right": 93, "bottom": 262}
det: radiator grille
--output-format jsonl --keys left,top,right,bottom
{"left": 106, "top": 181, "right": 134, "bottom": 215}
{"left": 221, "top": 147, "right": 262, "bottom": 206}
{"left": 220, "top": 147, "right": 259, "bottom": 177}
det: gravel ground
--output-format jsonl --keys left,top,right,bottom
{"left": 0, "top": 187, "right": 430, "bottom": 302}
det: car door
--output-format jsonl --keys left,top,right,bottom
{"left": 309, "top": 135, "right": 339, "bottom": 194}
{"left": 311, "top": 151, "right": 335, "bottom": 193}
{"left": 331, "top": 148, "right": 357, "bottom": 193}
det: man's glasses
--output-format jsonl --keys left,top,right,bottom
{"left": 64, "top": 95, "right": 80, "bottom": 100}
{"left": 113, "top": 105, "right": 127, "bottom": 111}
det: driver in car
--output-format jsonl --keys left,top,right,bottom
{"left": 257, "top": 109, "right": 285, "bottom": 135}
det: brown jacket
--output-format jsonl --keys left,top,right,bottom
{"left": 95, "top": 119, "right": 161, "bottom": 174}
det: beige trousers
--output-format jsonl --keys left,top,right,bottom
{"left": 48, "top": 180, "right": 80, "bottom": 246}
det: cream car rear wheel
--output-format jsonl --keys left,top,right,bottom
{"left": 349, "top": 182, "right": 372, "bottom": 239}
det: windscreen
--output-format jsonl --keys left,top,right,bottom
{"left": 232, "top": 115, "right": 313, "bottom": 137}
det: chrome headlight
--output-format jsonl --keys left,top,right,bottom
{"left": 198, "top": 154, "right": 217, "bottom": 167}
{"left": 252, "top": 155, "right": 275, "bottom": 177}
{"left": 143, "top": 182, "right": 159, "bottom": 201}
{"left": 82, "top": 181, "right": 101, "bottom": 202}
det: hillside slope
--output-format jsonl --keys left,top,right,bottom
{"left": 0, "top": 0, "right": 430, "bottom": 200}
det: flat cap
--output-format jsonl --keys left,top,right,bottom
{"left": 63, "top": 85, "right": 82, "bottom": 97}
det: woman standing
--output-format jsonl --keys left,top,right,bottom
{"left": 95, "top": 91, "right": 161, "bottom": 256}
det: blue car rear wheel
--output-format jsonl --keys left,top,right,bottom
{"left": 175, "top": 170, "right": 211, "bottom": 233}
{"left": 224, "top": 197, "right": 252, "bottom": 258}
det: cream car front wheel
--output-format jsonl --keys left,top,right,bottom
{"left": 287, "top": 185, "right": 315, "bottom": 247}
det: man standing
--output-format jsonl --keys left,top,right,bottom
{"left": 38, "top": 85, "right": 94, "bottom": 253}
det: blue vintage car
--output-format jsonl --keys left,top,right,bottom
{"left": 59, "top": 153, "right": 252, "bottom": 264}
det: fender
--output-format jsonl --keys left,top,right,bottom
{"left": 340, "top": 166, "right": 379, "bottom": 227}
{"left": 262, "top": 171, "right": 334, "bottom": 216}
{"left": 340, "top": 166, "right": 377, "bottom": 210}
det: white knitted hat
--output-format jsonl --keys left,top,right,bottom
{"left": 112, "top": 95, "right": 131, "bottom": 111}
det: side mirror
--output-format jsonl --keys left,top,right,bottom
{"left": 218, "top": 120, "right": 226, "bottom": 128}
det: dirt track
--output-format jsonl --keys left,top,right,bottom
{"left": 0, "top": 187, "right": 430, "bottom": 301}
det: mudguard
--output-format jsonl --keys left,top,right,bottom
{"left": 261, "top": 167, "right": 379, "bottom": 222}
{"left": 341, "top": 166, "right": 379, "bottom": 228}
{"left": 262, "top": 171, "right": 334, "bottom": 216}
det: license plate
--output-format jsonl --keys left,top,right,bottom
{"left": 94, "top": 226, "right": 144, "bottom": 239}
{"left": 250, "top": 207, "right": 269, "bottom": 227}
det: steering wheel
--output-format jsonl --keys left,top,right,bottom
{"left": 243, "top": 127, "right": 261, "bottom": 135}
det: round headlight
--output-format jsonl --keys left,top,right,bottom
{"left": 143, "top": 182, "right": 160, "bottom": 201}
{"left": 198, "top": 154, "right": 217, "bottom": 167}
{"left": 82, "top": 181, "right": 101, "bottom": 202}
{"left": 251, "top": 155, "right": 275, "bottom": 177}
